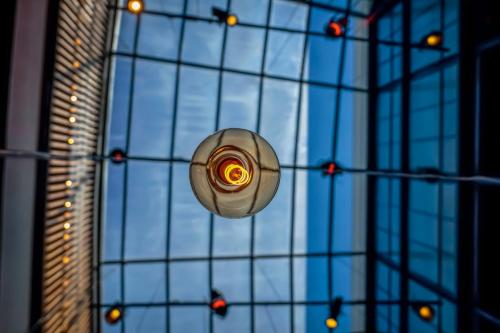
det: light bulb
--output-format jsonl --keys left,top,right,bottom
{"left": 226, "top": 14, "right": 238, "bottom": 26}
{"left": 128, "top": 0, "right": 143, "bottom": 14}
{"left": 190, "top": 128, "right": 280, "bottom": 218}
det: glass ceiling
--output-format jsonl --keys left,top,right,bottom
{"left": 100, "top": 0, "right": 371, "bottom": 332}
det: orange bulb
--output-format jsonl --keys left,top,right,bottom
{"left": 63, "top": 233, "right": 71, "bottom": 241}
{"left": 74, "top": 38, "right": 82, "bottom": 46}
{"left": 426, "top": 34, "right": 442, "bottom": 47}
{"left": 69, "top": 107, "right": 77, "bottom": 113}
{"left": 418, "top": 305, "right": 434, "bottom": 321}
{"left": 325, "top": 318, "right": 338, "bottom": 328}
{"left": 73, "top": 61, "right": 80, "bottom": 68}
{"left": 226, "top": 14, "right": 238, "bottom": 26}
{"left": 128, "top": 0, "right": 143, "bottom": 14}
{"left": 62, "top": 256, "right": 70, "bottom": 264}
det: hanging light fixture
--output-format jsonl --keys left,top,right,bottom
{"left": 210, "top": 289, "right": 228, "bottom": 317}
{"left": 325, "top": 297, "right": 343, "bottom": 329}
{"left": 412, "top": 302, "right": 435, "bottom": 322}
{"left": 127, "top": 0, "right": 144, "bottom": 14}
{"left": 325, "top": 17, "right": 348, "bottom": 37}
{"left": 212, "top": 7, "right": 238, "bottom": 27}
{"left": 105, "top": 305, "right": 124, "bottom": 325}
{"left": 190, "top": 129, "right": 280, "bottom": 219}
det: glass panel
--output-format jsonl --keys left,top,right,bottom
{"left": 293, "top": 257, "right": 328, "bottom": 302}
{"left": 182, "top": 21, "right": 224, "bottom": 66}
{"left": 214, "top": 306, "right": 251, "bottom": 333}
{"left": 125, "top": 161, "right": 168, "bottom": 259}
{"left": 101, "top": 264, "right": 121, "bottom": 304}
{"left": 260, "top": 79, "right": 300, "bottom": 164}
{"left": 270, "top": 0, "right": 308, "bottom": 31}
{"left": 224, "top": 27, "right": 265, "bottom": 73}
{"left": 103, "top": 163, "right": 124, "bottom": 260}
{"left": 114, "top": 10, "right": 136, "bottom": 53}
{"left": 129, "top": 60, "right": 176, "bottom": 158}
{"left": 219, "top": 73, "right": 259, "bottom": 130}
{"left": 213, "top": 260, "right": 250, "bottom": 301}
{"left": 170, "top": 163, "right": 210, "bottom": 258}
{"left": 138, "top": 15, "right": 180, "bottom": 59}
{"left": 124, "top": 307, "right": 166, "bottom": 333}
{"left": 169, "top": 261, "right": 209, "bottom": 301}
{"left": 231, "top": 0, "right": 269, "bottom": 25}
{"left": 174, "top": 66, "right": 218, "bottom": 159}
{"left": 125, "top": 263, "right": 166, "bottom": 302}
{"left": 255, "top": 306, "right": 290, "bottom": 332}
{"left": 265, "top": 31, "right": 305, "bottom": 79}
{"left": 170, "top": 306, "right": 210, "bottom": 333}
{"left": 254, "top": 258, "right": 290, "bottom": 301}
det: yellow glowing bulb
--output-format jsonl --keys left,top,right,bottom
{"left": 325, "top": 318, "right": 338, "bottom": 329}
{"left": 419, "top": 306, "right": 433, "bottom": 320}
{"left": 128, "top": 0, "right": 143, "bottom": 14}
{"left": 226, "top": 14, "right": 238, "bottom": 26}
{"left": 73, "top": 61, "right": 80, "bottom": 68}
{"left": 64, "top": 201, "right": 72, "bottom": 208}
{"left": 65, "top": 180, "right": 72, "bottom": 187}
{"left": 64, "top": 222, "right": 71, "bottom": 230}
{"left": 110, "top": 309, "right": 121, "bottom": 320}
{"left": 67, "top": 138, "right": 74, "bottom": 145}
{"left": 62, "top": 256, "right": 70, "bottom": 264}
{"left": 69, "top": 116, "right": 76, "bottom": 123}
{"left": 63, "top": 233, "right": 71, "bottom": 241}
{"left": 70, "top": 95, "right": 78, "bottom": 102}
{"left": 426, "top": 34, "right": 442, "bottom": 47}
{"left": 224, "top": 164, "right": 250, "bottom": 185}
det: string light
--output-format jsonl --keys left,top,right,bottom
{"left": 69, "top": 107, "right": 77, "bottom": 113}
{"left": 325, "top": 297, "right": 343, "bottom": 329}
{"left": 212, "top": 7, "right": 238, "bottom": 27}
{"left": 63, "top": 233, "right": 71, "bottom": 241}
{"left": 325, "top": 17, "right": 347, "bottom": 37}
{"left": 422, "top": 31, "right": 443, "bottom": 48}
{"left": 105, "top": 306, "right": 123, "bottom": 324}
{"left": 412, "top": 303, "right": 435, "bottom": 322}
{"left": 63, "top": 279, "right": 70, "bottom": 287}
{"left": 67, "top": 138, "right": 75, "bottom": 145}
{"left": 64, "top": 201, "right": 72, "bottom": 208}
{"left": 110, "top": 149, "right": 126, "bottom": 164}
{"left": 210, "top": 289, "right": 228, "bottom": 317}
{"left": 127, "top": 0, "right": 143, "bottom": 14}
{"left": 62, "top": 256, "right": 70, "bottom": 264}
{"left": 65, "top": 180, "right": 73, "bottom": 187}
{"left": 64, "top": 222, "right": 71, "bottom": 230}
{"left": 70, "top": 95, "right": 78, "bottom": 102}
{"left": 74, "top": 38, "right": 82, "bottom": 46}
{"left": 71, "top": 84, "right": 78, "bottom": 91}
{"left": 72, "top": 61, "right": 80, "bottom": 68}
{"left": 69, "top": 116, "right": 76, "bottom": 123}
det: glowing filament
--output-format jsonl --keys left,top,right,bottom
{"left": 224, "top": 164, "right": 250, "bottom": 185}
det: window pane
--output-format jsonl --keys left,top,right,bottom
{"left": 224, "top": 27, "right": 265, "bottom": 73}
{"left": 137, "top": 14, "right": 181, "bottom": 60}
{"left": 103, "top": 163, "right": 124, "bottom": 260}
{"left": 170, "top": 163, "right": 210, "bottom": 258}
{"left": 124, "top": 307, "right": 166, "bottom": 333}
{"left": 170, "top": 306, "right": 210, "bottom": 333}
{"left": 129, "top": 60, "right": 176, "bottom": 158}
{"left": 182, "top": 21, "right": 223, "bottom": 66}
{"left": 231, "top": 0, "right": 269, "bottom": 25}
{"left": 174, "top": 66, "right": 218, "bottom": 159}
{"left": 265, "top": 31, "right": 305, "bottom": 79}
{"left": 219, "top": 73, "right": 259, "bottom": 130}
{"left": 213, "top": 260, "right": 250, "bottom": 301}
{"left": 169, "top": 261, "right": 209, "bottom": 301}
{"left": 254, "top": 259, "right": 290, "bottom": 301}
{"left": 125, "top": 263, "right": 166, "bottom": 302}
{"left": 125, "top": 161, "right": 168, "bottom": 259}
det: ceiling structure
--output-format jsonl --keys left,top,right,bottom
{"left": 99, "top": 0, "right": 371, "bottom": 332}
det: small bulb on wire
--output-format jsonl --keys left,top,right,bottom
{"left": 127, "top": 0, "right": 143, "bottom": 14}
{"left": 62, "top": 256, "right": 70, "bottom": 264}
{"left": 70, "top": 95, "right": 78, "bottom": 102}
{"left": 73, "top": 61, "right": 80, "bottom": 68}
{"left": 64, "top": 201, "right": 72, "bottom": 208}
{"left": 74, "top": 38, "right": 82, "bottom": 46}
{"left": 69, "top": 116, "right": 76, "bottom": 123}
{"left": 65, "top": 180, "right": 73, "bottom": 187}
{"left": 105, "top": 306, "right": 124, "bottom": 324}
{"left": 67, "top": 138, "right": 75, "bottom": 145}
{"left": 412, "top": 303, "right": 435, "bottom": 322}
{"left": 64, "top": 222, "right": 71, "bottom": 230}
{"left": 63, "top": 233, "right": 71, "bottom": 241}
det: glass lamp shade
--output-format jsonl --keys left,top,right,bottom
{"left": 190, "top": 128, "right": 280, "bottom": 219}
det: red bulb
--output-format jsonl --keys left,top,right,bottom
{"left": 211, "top": 299, "right": 227, "bottom": 310}
{"left": 329, "top": 22, "right": 342, "bottom": 36}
